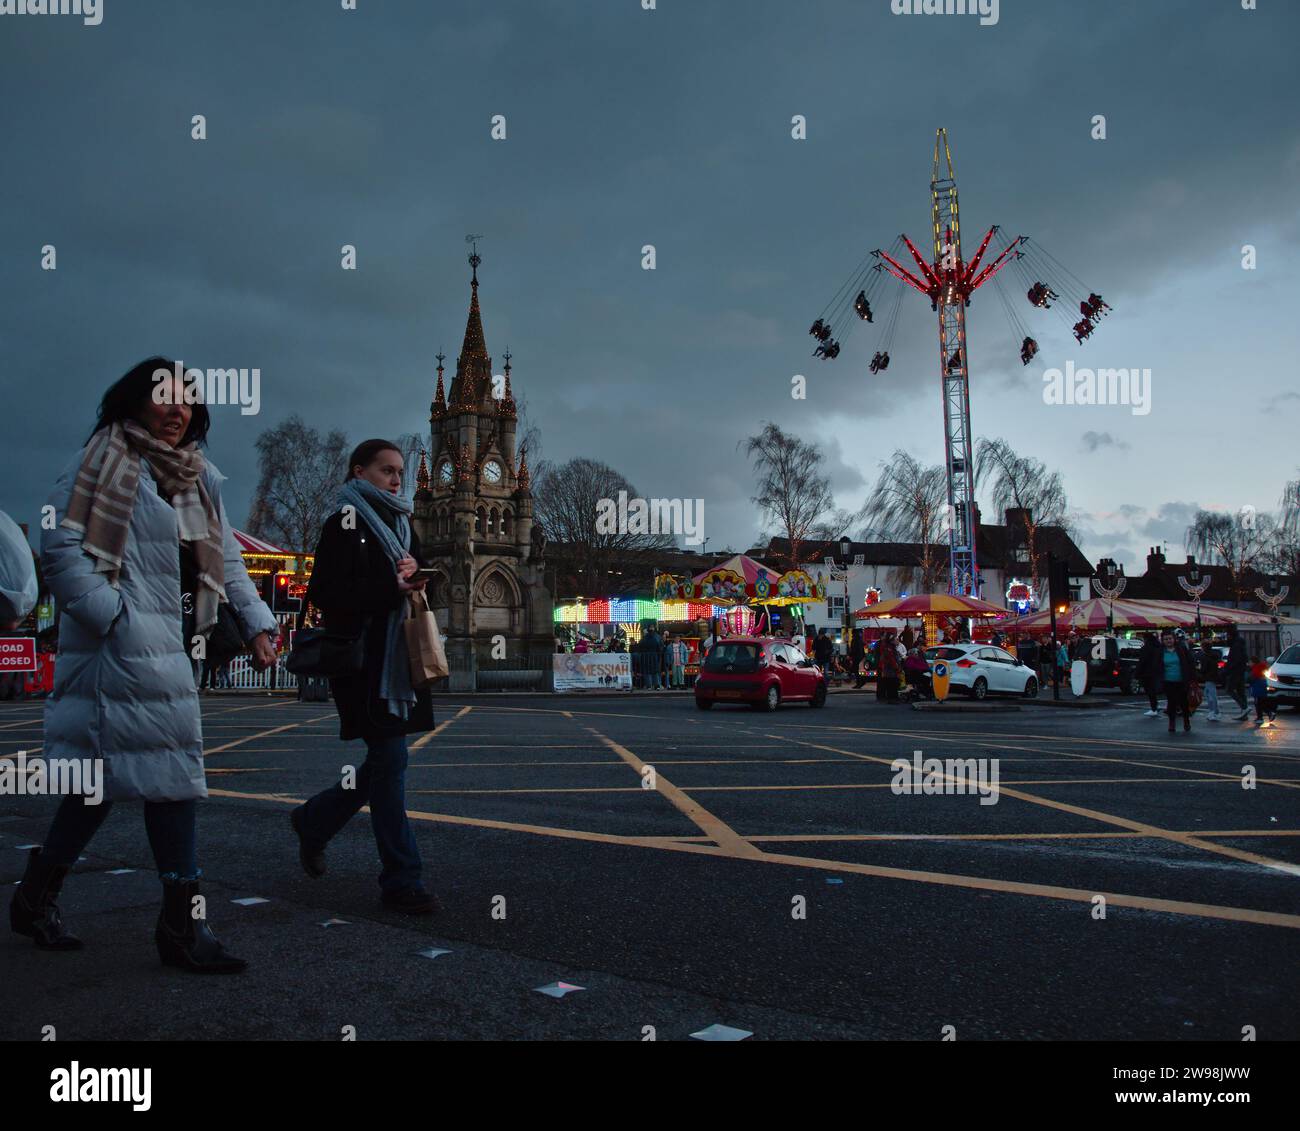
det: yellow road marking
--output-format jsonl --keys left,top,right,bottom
{"left": 204, "top": 713, "right": 337, "bottom": 756}
{"left": 410, "top": 705, "right": 472, "bottom": 749}
{"left": 1046, "top": 748, "right": 1300, "bottom": 791}
{"left": 580, "top": 723, "right": 763, "bottom": 859}
{"left": 202, "top": 786, "right": 1300, "bottom": 930}
{"left": 767, "top": 733, "right": 1300, "bottom": 878}
{"left": 408, "top": 757, "right": 854, "bottom": 768}
{"left": 405, "top": 777, "right": 1300, "bottom": 795}
{"left": 646, "top": 829, "right": 1300, "bottom": 843}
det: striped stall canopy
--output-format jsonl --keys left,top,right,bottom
{"left": 1000, "top": 597, "right": 1298, "bottom": 632}
{"left": 854, "top": 593, "right": 1010, "bottom": 620}
{"left": 232, "top": 529, "right": 290, "bottom": 555}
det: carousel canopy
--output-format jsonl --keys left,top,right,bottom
{"left": 232, "top": 529, "right": 290, "bottom": 555}
{"left": 1000, "top": 597, "right": 1298, "bottom": 632}
{"left": 854, "top": 593, "right": 1009, "bottom": 620}
{"left": 655, "top": 554, "right": 827, "bottom": 607}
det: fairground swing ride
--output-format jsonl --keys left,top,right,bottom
{"left": 808, "top": 128, "right": 1110, "bottom": 597}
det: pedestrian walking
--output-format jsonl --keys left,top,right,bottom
{"left": 1, "top": 509, "right": 39, "bottom": 707}
{"left": 290, "top": 439, "right": 439, "bottom": 915}
{"left": 1199, "top": 639, "right": 1221, "bottom": 721}
{"left": 1224, "top": 626, "right": 1249, "bottom": 720}
{"left": 1249, "top": 656, "right": 1277, "bottom": 726}
{"left": 641, "top": 625, "right": 662, "bottom": 690}
{"left": 667, "top": 634, "right": 687, "bottom": 688}
{"left": 813, "top": 627, "right": 834, "bottom": 670}
{"left": 1137, "top": 632, "right": 1162, "bottom": 716}
{"left": 0, "top": 508, "right": 38, "bottom": 630}
{"left": 849, "top": 628, "right": 867, "bottom": 689}
{"left": 1158, "top": 629, "right": 1196, "bottom": 733}
{"left": 11, "top": 358, "right": 278, "bottom": 971}
{"left": 878, "top": 631, "right": 902, "bottom": 703}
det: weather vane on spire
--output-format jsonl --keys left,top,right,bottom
{"left": 466, "top": 233, "right": 483, "bottom": 280}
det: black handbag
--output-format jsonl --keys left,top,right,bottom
{"left": 206, "top": 603, "right": 250, "bottom": 666}
{"left": 286, "top": 624, "right": 366, "bottom": 678}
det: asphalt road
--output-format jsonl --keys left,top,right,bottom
{"left": 2, "top": 689, "right": 1298, "bottom": 1041}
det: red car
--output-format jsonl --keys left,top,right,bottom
{"left": 694, "top": 636, "right": 828, "bottom": 711}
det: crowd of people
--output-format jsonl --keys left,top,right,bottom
{"left": 557, "top": 627, "right": 690, "bottom": 689}
{"left": 1132, "top": 626, "right": 1277, "bottom": 731}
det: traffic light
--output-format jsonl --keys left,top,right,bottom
{"left": 270, "top": 572, "right": 302, "bottom": 614}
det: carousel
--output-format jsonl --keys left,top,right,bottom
{"left": 654, "top": 554, "right": 830, "bottom": 638}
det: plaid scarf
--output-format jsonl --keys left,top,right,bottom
{"left": 62, "top": 420, "right": 226, "bottom": 635}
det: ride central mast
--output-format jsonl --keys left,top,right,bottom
{"left": 872, "top": 129, "right": 1025, "bottom": 596}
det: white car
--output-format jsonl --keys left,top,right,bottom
{"left": 924, "top": 644, "right": 1040, "bottom": 700}
{"left": 1265, "top": 644, "right": 1300, "bottom": 708}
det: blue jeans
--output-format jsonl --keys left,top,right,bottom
{"left": 298, "top": 732, "right": 422, "bottom": 894}
{"left": 41, "top": 795, "right": 199, "bottom": 880}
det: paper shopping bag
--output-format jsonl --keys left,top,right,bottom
{"left": 404, "top": 590, "right": 449, "bottom": 687}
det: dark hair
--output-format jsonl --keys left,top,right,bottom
{"left": 88, "top": 356, "right": 211, "bottom": 447}
{"left": 346, "top": 439, "right": 403, "bottom": 482}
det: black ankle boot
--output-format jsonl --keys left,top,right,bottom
{"left": 9, "top": 848, "right": 83, "bottom": 950}
{"left": 290, "top": 806, "right": 326, "bottom": 878}
{"left": 155, "top": 879, "right": 247, "bottom": 974}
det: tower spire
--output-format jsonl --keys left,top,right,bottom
{"left": 432, "top": 350, "right": 447, "bottom": 420}
{"left": 451, "top": 236, "right": 490, "bottom": 409}
{"left": 498, "top": 347, "right": 517, "bottom": 418}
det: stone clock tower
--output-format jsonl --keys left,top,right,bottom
{"left": 412, "top": 249, "right": 553, "bottom": 690}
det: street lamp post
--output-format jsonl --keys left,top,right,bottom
{"left": 1090, "top": 558, "right": 1126, "bottom": 633}
{"left": 839, "top": 536, "right": 852, "bottom": 640}
{"left": 1178, "top": 557, "right": 1210, "bottom": 639}
{"left": 1255, "top": 576, "right": 1289, "bottom": 656}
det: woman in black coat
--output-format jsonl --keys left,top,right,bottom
{"left": 290, "top": 440, "right": 438, "bottom": 914}
{"left": 1137, "top": 633, "right": 1162, "bottom": 716}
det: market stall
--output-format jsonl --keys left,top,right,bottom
{"left": 999, "top": 597, "right": 1300, "bottom": 635}
{"left": 853, "top": 593, "right": 1011, "bottom": 645}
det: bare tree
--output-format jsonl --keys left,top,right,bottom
{"left": 393, "top": 431, "right": 431, "bottom": 499}
{"left": 246, "top": 416, "right": 349, "bottom": 552}
{"left": 533, "top": 457, "right": 673, "bottom": 595}
{"left": 1185, "top": 509, "right": 1278, "bottom": 607}
{"left": 975, "top": 437, "right": 1069, "bottom": 594}
{"left": 858, "top": 450, "right": 948, "bottom": 593}
{"left": 741, "top": 423, "right": 834, "bottom": 570}
{"left": 1275, "top": 472, "right": 1300, "bottom": 578}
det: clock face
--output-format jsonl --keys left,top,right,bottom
{"left": 437, "top": 460, "right": 453, "bottom": 485}
{"left": 483, "top": 459, "right": 502, "bottom": 484}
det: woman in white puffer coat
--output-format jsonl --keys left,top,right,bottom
{"left": 9, "top": 358, "right": 278, "bottom": 974}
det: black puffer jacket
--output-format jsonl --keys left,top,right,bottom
{"left": 306, "top": 512, "right": 434, "bottom": 741}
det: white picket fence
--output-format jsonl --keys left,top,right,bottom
{"left": 208, "top": 655, "right": 298, "bottom": 691}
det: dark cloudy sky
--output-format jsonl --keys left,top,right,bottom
{"left": 2, "top": 0, "right": 1297, "bottom": 575}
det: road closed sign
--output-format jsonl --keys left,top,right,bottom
{"left": 932, "top": 659, "right": 951, "bottom": 701}
{"left": 0, "top": 637, "right": 37, "bottom": 673}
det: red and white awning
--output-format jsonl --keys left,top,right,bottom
{"left": 231, "top": 529, "right": 289, "bottom": 555}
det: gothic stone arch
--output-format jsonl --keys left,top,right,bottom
{"left": 473, "top": 564, "right": 524, "bottom": 636}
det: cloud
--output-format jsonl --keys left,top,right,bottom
{"left": 1081, "top": 430, "right": 1130, "bottom": 453}
{"left": 1264, "top": 391, "right": 1300, "bottom": 413}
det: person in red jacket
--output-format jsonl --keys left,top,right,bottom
{"left": 877, "top": 631, "right": 902, "bottom": 703}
